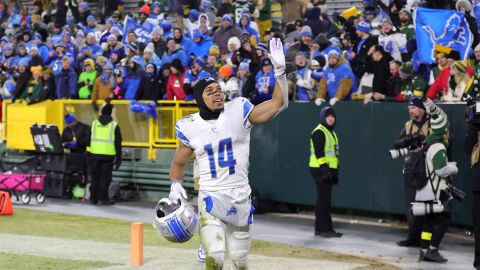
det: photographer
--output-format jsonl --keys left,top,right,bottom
{"left": 415, "top": 111, "right": 458, "bottom": 263}
{"left": 464, "top": 107, "right": 480, "bottom": 269}
{"left": 393, "top": 97, "right": 428, "bottom": 248}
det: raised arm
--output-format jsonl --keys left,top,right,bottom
{"left": 248, "top": 38, "right": 289, "bottom": 125}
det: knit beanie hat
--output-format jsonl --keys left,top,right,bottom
{"left": 355, "top": 21, "right": 371, "bottom": 34}
{"left": 222, "top": 14, "right": 233, "bottom": 25}
{"left": 454, "top": 60, "right": 467, "bottom": 73}
{"left": 300, "top": 26, "right": 313, "bottom": 37}
{"left": 209, "top": 45, "right": 220, "bottom": 56}
{"left": 84, "top": 58, "right": 95, "bottom": 68}
{"left": 408, "top": 97, "right": 425, "bottom": 111}
{"left": 430, "top": 113, "right": 448, "bottom": 134}
{"left": 399, "top": 8, "right": 411, "bottom": 17}
{"left": 382, "top": 16, "right": 393, "bottom": 26}
{"left": 65, "top": 114, "right": 77, "bottom": 124}
{"left": 256, "top": 42, "right": 268, "bottom": 53}
{"left": 400, "top": 62, "right": 413, "bottom": 77}
{"left": 218, "top": 65, "right": 232, "bottom": 77}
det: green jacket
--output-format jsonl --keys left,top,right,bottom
{"left": 77, "top": 70, "right": 97, "bottom": 99}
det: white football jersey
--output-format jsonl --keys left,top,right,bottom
{"left": 175, "top": 97, "right": 254, "bottom": 192}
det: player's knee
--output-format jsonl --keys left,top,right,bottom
{"left": 230, "top": 250, "right": 248, "bottom": 270}
{"left": 205, "top": 251, "right": 225, "bottom": 270}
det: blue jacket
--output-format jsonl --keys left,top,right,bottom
{"left": 189, "top": 38, "right": 212, "bottom": 59}
{"left": 140, "top": 54, "right": 162, "bottom": 72}
{"left": 253, "top": 70, "right": 275, "bottom": 104}
{"left": 322, "top": 60, "right": 355, "bottom": 100}
{"left": 160, "top": 48, "right": 188, "bottom": 68}
{"left": 122, "top": 69, "right": 144, "bottom": 100}
{"left": 55, "top": 68, "right": 77, "bottom": 98}
{"left": 37, "top": 44, "right": 50, "bottom": 65}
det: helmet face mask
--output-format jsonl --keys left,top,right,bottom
{"left": 152, "top": 198, "right": 198, "bottom": 243}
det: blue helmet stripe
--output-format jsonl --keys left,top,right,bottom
{"left": 167, "top": 220, "right": 183, "bottom": 242}
{"left": 169, "top": 217, "right": 189, "bottom": 242}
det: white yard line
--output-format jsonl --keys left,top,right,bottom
{"left": 0, "top": 233, "right": 365, "bottom": 270}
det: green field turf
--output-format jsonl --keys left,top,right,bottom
{"left": 0, "top": 252, "right": 115, "bottom": 270}
{"left": 0, "top": 209, "right": 400, "bottom": 270}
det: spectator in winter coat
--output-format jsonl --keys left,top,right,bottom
{"left": 252, "top": 57, "right": 275, "bottom": 105}
{"left": 430, "top": 52, "right": 449, "bottom": 84}
{"left": 190, "top": 29, "right": 213, "bottom": 59}
{"left": 11, "top": 44, "right": 31, "bottom": 70}
{"left": 315, "top": 51, "right": 355, "bottom": 106}
{"left": 368, "top": 60, "right": 402, "bottom": 103}
{"left": 141, "top": 44, "right": 162, "bottom": 72}
{"left": 120, "top": 56, "right": 145, "bottom": 100}
{"left": 135, "top": 63, "right": 162, "bottom": 101}
{"left": 286, "top": 26, "right": 314, "bottom": 63}
{"left": 12, "top": 59, "right": 32, "bottom": 102}
{"left": 398, "top": 8, "right": 415, "bottom": 40}
{"left": 238, "top": 14, "right": 259, "bottom": 44}
{"left": 378, "top": 17, "right": 408, "bottom": 62}
{"left": 55, "top": 57, "right": 78, "bottom": 99}
{"left": 348, "top": 20, "right": 378, "bottom": 79}
{"left": 92, "top": 63, "right": 114, "bottom": 103}
{"left": 364, "top": 45, "right": 394, "bottom": 102}
{"left": 236, "top": 61, "right": 255, "bottom": 99}
{"left": 33, "top": 67, "right": 56, "bottom": 103}
{"left": 184, "top": 57, "right": 211, "bottom": 101}
{"left": 20, "top": 66, "right": 43, "bottom": 104}
{"left": 28, "top": 46, "right": 44, "bottom": 67}
{"left": 166, "top": 59, "right": 187, "bottom": 100}
{"left": 173, "top": 27, "right": 193, "bottom": 57}
{"left": 456, "top": 0, "right": 479, "bottom": 48}
{"left": 160, "top": 38, "right": 188, "bottom": 68}
{"left": 102, "top": 34, "right": 124, "bottom": 59}
{"left": 150, "top": 29, "right": 167, "bottom": 59}
{"left": 77, "top": 59, "right": 97, "bottom": 99}
{"left": 33, "top": 33, "right": 50, "bottom": 65}
{"left": 213, "top": 14, "right": 242, "bottom": 52}
{"left": 218, "top": 65, "right": 239, "bottom": 101}
{"left": 288, "top": 53, "right": 316, "bottom": 101}
{"left": 397, "top": 62, "right": 428, "bottom": 102}
{"left": 427, "top": 60, "right": 472, "bottom": 102}
{"left": 304, "top": 7, "right": 329, "bottom": 38}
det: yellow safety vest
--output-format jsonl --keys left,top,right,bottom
{"left": 87, "top": 120, "right": 117, "bottom": 155}
{"left": 309, "top": 124, "right": 339, "bottom": 169}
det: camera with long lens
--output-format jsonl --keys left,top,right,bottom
{"left": 388, "top": 147, "right": 409, "bottom": 160}
{"left": 411, "top": 201, "right": 444, "bottom": 216}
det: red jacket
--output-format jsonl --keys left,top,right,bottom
{"left": 166, "top": 70, "right": 187, "bottom": 100}
{"left": 427, "top": 66, "right": 473, "bottom": 99}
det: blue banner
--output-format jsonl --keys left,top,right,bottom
{"left": 122, "top": 16, "right": 153, "bottom": 45}
{"left": 414, "top": 8, "right": 473, "bottom": 63}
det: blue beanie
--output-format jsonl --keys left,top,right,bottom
{"left": 355, "top": 21, "right": 371, "bottom": 34}
{"left": 189, "top": 9, "right": 199, "bottom": 20}
{"left": 299, "top": 26, "right": 313, "bottom": 37}
{"left": 79, "top": 2, "right": 88, "bottom": 9}
{"left": 104, "top": 62, "right": 114, "bottom": 70}
{"left": 202, "top": 0, "right": 212, "bottom": 9}
{"left": 194, "top": 57, "right": 206, "bottom": 68}
{"left": 18, "top": 58, "right": 29, "bottom": 67}
{"left": 65, "top": 114, "right": 77, "bottom": 124}
{"left": 0, "top": 36, "right": 8, "bottom": 42}
{"left": 193, "top": 29, "right": 203, "bottom": 39}
{"left": 4, "top": 43, "right": 12, "bottom": 51}
{"left": 152, "top": 2, "right": 161, "bottom": 9}
{"left": 87, "top": 15, "right": 96, "bottom": 22}
{"left": 408, "top": 97, "right": 426, "bottom": 111}
{"left": 222, "top": 14, "right": 233, "bottom": 25}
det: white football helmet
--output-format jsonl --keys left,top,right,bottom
{"left": 152, "top": 198, "right": 198, "bottom": 243}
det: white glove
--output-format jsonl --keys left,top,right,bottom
{"left": 329, "top": 97, "right": 339, "bottom": 106}
{"left": 169, "top": 181, "right": 187, "bottom": 204}
{"left": 315, "top": 98, "right": 325, "bottom": 106}
{"left": 268, "top": 38, "right": 286, "bottom": 77}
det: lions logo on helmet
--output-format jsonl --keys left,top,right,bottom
{"left": 152, "top": 198, "right": 198, "bottom": 243}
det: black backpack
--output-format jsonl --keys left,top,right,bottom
{"left": 405, "top": 145, "right": 432, "bottom": 190}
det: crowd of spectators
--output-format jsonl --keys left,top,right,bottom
{"left": 0, "top": 0, "right": 478, "bottom": 109}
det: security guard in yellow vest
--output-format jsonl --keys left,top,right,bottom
{"left": 309, "top": 107, "right": 342, "bottom": 238}
{"left": 87, "top": 102, "right": 122, "bottom": 205}
{"left": 393, "top": 97, "right": 428, "bottom": 247}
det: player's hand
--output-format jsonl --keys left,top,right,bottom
{"left": 169, "top": 181, "right": 187, "bottom": 204}
{"left": 268, "top": 38, "right": 286, "bottom": 77}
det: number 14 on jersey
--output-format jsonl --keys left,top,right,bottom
{"left": 204, "top": 138, "right": 237, "bottom": 178}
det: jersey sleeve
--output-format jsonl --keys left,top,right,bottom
{"left": 240, "top": 97, "right": 254, "bottom": 128}
{"left": 175, "top": 117, "right": 193, "bottom": 148}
